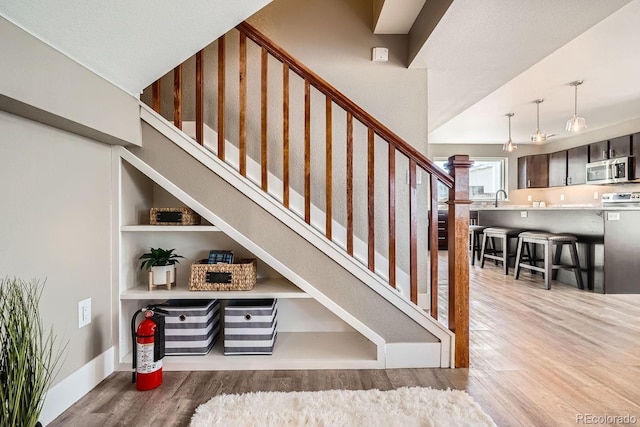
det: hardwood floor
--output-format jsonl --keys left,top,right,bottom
{"left": 50, "top": 256, "right": 640, "bottom": 426}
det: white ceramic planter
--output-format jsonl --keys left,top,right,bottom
{"left": 151, "top": 264, "right": 176, "bottom": 286}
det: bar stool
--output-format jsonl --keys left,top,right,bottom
{"left": 469, "top": 225, "right": 487, "bottom": 266}
{"left": 514, "top": 231, "right": 584, "bottom": 290}
{"left": 480, "top": 227, "right": 523, "bottom": 274}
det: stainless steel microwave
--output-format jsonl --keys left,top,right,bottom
{"left": 585, "top": 156, "right": 634, "bottom": 185}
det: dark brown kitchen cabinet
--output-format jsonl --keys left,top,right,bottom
{"left": 589, "top": 136, "right": 631, "bottom": 161}
{"left": 609, "top": 135, "right": 631, "bottom": 159}
{"left": 437, "top": 211, "right": 447, "bottom": 249}
{"left": 589, "top": 140, "right": 609, "bottom": 161}
{"left": 548, "top": 151, "right": 568, "bottom": 187}
{"left": 518, "top": 154, "right": 549, "bottom": 189}
{"left": 431, "top": 210, "right": 478, "bottom": 250}
{"left": 566, "top": 145, "right": 588, "bottom": 185}
{"left": 632, "top": 132, "right": 640, "bottom": 179}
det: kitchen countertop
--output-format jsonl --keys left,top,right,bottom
{"left": 438, "top": 204, "right": 640, "bottom": 211}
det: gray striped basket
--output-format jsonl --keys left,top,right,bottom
{"left": 223, "top": 299, "right": 278, "bottom": 355}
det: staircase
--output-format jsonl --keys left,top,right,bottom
{"left": 129, "top": 22, "right": 471, "bottom": 368}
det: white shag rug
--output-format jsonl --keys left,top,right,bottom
{"left": 190, "top": 387, "right": 496, "bottom": 427}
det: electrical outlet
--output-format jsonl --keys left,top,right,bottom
{"left": 78, "top": 298, "right": 91, "bottom": 328}
{"left": 560, "top": 194, "right": 565, "bottom": 201}
{"left": 594, "top": 192, "right": 599, "bottom": 200}
{"left": 527, "top": 195, "right": 532, "bottom": 201}
{"left": 520, "top": 211, "right": 528, "bottom": 218}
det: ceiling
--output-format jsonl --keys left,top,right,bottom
{"left": 0, "top": 0, "right": 271, "bottom": 96}
{"left": 2, "top": 0, "right": 639, "bottom": 148}
{"left": 416, "top": 0, "right": 640, "bottom": 145}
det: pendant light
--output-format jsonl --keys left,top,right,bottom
{"left": 566, "top": 80, "right": 587, "bottom": 132}
{"left": 530, "top": 99, "right": 547, "bottom": 143}
{"left": 503, "top": 113, "right": 517, "bottom": 152}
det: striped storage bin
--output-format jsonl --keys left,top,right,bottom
{"left": 161, "top": 299, "right": 220, "bottom": 355}
{"left": 224, "top": 299, "right": 278, "bottom": 355}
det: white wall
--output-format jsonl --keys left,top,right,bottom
{"left": 0, "top": 110, "right": 113, "bottom": 384}
{"left": 0, "top": 16, "right": 141, "bottom": 146}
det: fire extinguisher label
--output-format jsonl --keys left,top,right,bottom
{"left": 136, "top": 342, "right": 162, "bottom": 374}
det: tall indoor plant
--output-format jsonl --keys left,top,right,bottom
{"left": 0, "top": 277, "right": 66, "bottom": 427}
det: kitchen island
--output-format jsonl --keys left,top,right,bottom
{"left": 474, "top": 205, "right": 640, "bottom": 294}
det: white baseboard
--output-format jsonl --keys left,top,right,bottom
{"left": 41, "top": 347, "right": 115, "bottom": 426}
{"left": 385, "top": 342, "right": 442, "bottom": 368}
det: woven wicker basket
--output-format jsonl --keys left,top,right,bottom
{"left": 189, "top": 259, "right": 257, "bottom": 291}
{"left": 150, "top": 207, "right": 201, "bottom": 225}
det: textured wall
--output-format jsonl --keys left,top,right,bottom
{"left": 0, "top": 17, "right": 141, "bottom": 146}
{"left": 0, "top": 111, "right": 113, "bottom": 384}
{"left": 141, "top": 0, "right": 432, "bottom": 293}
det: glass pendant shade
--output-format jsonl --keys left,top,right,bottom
{"left": 566, "top": 80, "right": 587, "bottom": 132}
{"left": 530, "top": 99, "right": 547, "bottom": 143}
{"left": 566, "top": 115, "right": 587, "bottom": 132}
{"left": 503, "top": 139, "right": 517, "bottom": 152}
{"left": 531, "top": 129, "right": 547, "bottom": 143}
{"left": 503, "top": 113, "right": 517, "bottom": 152}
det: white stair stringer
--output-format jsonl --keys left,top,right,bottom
{"left": 135, "top": 104, "right": 455, "bottom": 368}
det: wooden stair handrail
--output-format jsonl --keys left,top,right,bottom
{"left": 236, "top": 22, "right": 453, "bottom": 189}
{"left": 148, "top": 23, "right": 470, "bottom": 368}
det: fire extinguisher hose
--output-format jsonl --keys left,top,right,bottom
{"left": 131, "top": 307, "right": 144, "bottom": 384}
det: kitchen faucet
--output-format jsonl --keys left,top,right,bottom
{"left": 495, "top": 189, "right": 508, "bottom": 207}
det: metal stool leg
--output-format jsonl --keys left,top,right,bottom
{"left": 480, "top": 233, "right": 488, "bottom": 268}
{"left": 552, "top": 242, "right": 563, "bottom": 280}
{"left": 501, "top": 235, "right": 509, "bottom": 275}
{"left": 543, "top": 241, "right": 552, "bottom": 290}
{"left": 569, "top": 242, "right": 584, "bottom": 290}
{"left": 514, "top": 237, "right": 523, "bottom": 279}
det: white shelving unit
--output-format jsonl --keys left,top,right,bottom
{"left": 120, "top": 277, "right": 310, "bottom": 300}
{"left": 115, "top": 157, "right": 380, "bottom": 371}
{"left": 122, "top": 225, "right": 220, "bottom": 232}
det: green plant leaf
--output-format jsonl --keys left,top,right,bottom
{"left": 138, "top": 247, "right": 184, "bottom": 270}
{"left": 0, "top": 277, "right": 67, "bottom": 426}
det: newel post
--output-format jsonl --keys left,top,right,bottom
{"left": 445, "top": 154, "right": 472, "bottom": 368}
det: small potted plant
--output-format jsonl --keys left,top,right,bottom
{"left": 139, "top": 247, "right": 184, "bottom": 289}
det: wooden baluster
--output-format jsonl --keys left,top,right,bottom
{"left": 217, "top": 35, "right": 226, "bottom": 159}
{"left": 261, "top": 47, "right": 268, "bottom": 192}
{"left": 304, "top": 80, "right": 311, "bottom": 224}
{"left": 239, "top": 32, "right": 247, "bottom": 177}
{"left": 429, "top": 174, "right": 439, "bottom": 319}
{"left": 388, "top": 145, "right": 396, "bottom": 287}
{"left": 368, "top": 128, "right": 375, "bottom": 271}
{"left": 195, "top": 50, "right": 204, "bottom": 145}
{"left": 325, "top": 96, "right": 332, "bottom": 240}
{"left": 346, "top": 112, "right": 354, "bottom": 256}
{"left": 173, "top": 64, "right": 182, "bottom": 130}
{"left": 445, "top": 154, "right": 472, "bottom": 368}
{"left": 283, "top": 64, "right": 290, "bottom": 208}
{"left": 409, "top": 160, "right": 418, "bottom": 304}
{"left": 152, "top": 80, "right": 161, "bottom": 114}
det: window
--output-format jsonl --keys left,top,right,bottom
{"left": 434, "top": 157, "right": 506, "bottom": 201}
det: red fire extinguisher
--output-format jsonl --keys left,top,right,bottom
{"left": 131, "top": 306, "right": 167, "bottom": 391}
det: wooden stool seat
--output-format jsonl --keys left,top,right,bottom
{"left": 480, "top": 227, "right": 524, "bottom": 274}
{"left": 514, "top": 231, "right": 584, "bottom": 290}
